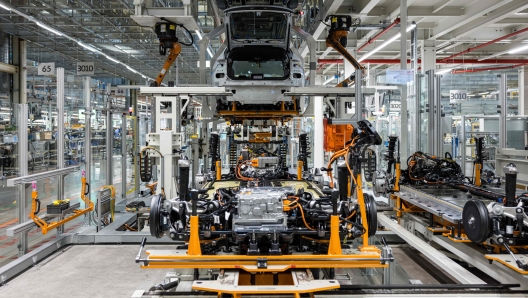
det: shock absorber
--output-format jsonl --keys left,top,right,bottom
{"left": 209, "top": 132, "right": 220, "bottom": 171}
{"left": 281, "top": 136, "right": 288, "bottom": 169}
{"left": 179, "top": 159, "right": 190, "bottom": 201}
{"left": 386, "top": 135, "right": 398, "bottom": 174}
{"left": 229, "top": 135, "right": 237, "bottom": 173}
{"left": 503, "top": 163, "right": 518, "bottom": 238}
{"left": 337, "top": 160, "right": 349, "bottom": 201}
{"left": 298, "top": 132, "right": 310, "bottom": 171}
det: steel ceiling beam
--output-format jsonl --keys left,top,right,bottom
{"left": 429, "top": 0, "right": 514, "bottom": 40}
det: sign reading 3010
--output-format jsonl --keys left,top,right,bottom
{"left": 38, "top": 62, "right": 55, "bottom": 75}
{"left": 77, "top": 62, "right": 95, "bottom": 75}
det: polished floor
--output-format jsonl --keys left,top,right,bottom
{"left": 0, "top": 156, "right": 135, "bottom": 267}
{"left": 0, "top": 244, "right": 447, "bottom": 298}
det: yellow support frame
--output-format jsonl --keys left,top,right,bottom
{"left": 29, "top": 171, "right": 94, "bottom": 235}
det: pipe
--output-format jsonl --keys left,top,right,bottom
{"left": 317, "top": 59, "right": 528, "bottom": 65}
{"left": 358, "top": 18, "right": 400, "bottom": 52}
{"left": 440, "top": 27, "right": 528, "bottom": 63}
{"left": 451, "top": 63, "right": 528, "bottom": 73}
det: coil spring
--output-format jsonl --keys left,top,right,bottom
{"left": 209, "top": 133, "right": 220, "bottom": 171}
{"left": 298, "top": 132, "right": 310, "bottom": 171}
{"left": 280, "top": 140, "right": 288, "bottom": 168}
{"left": 229, "top": 135, "right": 237, "bottom": 172}
{"left": 140, "top": 151, "right": 152, "bottom": 182}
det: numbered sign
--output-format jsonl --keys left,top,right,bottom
{"left": 77, "top": 62, "right": 94, "bottom": 75}
{"left": 450, "top": 90, "right": 467, "bottom": 102}
{"left": 38, "top": 62, "right": 55, "bottom": 75}
{"left": 390, "top": 101, "right": 401, "bottom": 111}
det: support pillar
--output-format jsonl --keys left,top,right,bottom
{"left": 343, "top": 41, "right": 357, "bottom": 82}
{"left": 421, "top": 40, "right": 436, "bottom": 73}
{"left": 314, "top": 76, "right": 324, "bottom": 169}
{"left": 519, "top": 66, "right": 528, "bottom": 115}
{"left": 17, "top": 104, "right": 28, "bottom": 256}
{"left": 400, "top": 0, "right": 409, "bottom": 160}
{"left": 84, "top": 77, "right": 91, "bottom": 207}
{"left": 499, "top": 74, "right": 507, "bottom": 149}
{"left": 121, "top": 113, "right": 127, "bottom": 200}
{"left": 15, "top": 38, "right": 27, "bottom": 255}
{"left": 130, "top": 83, "right": 140, "bottom": 198}
{"left": 106, "top": 84, "right": 113, "bottom": 186}
{"left": 56, "top": 67, "right": 65, "bottom": 235}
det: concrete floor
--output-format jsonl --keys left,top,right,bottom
{"left": 0, "top": 243, "right": 450, "bottom": 298}
{"left": 0, "top": 157, "right": 135, "bottom": 267}
{"left": 0, "top": 245, "right": 172, "bottom": 298}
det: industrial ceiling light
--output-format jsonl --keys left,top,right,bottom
{"left": 78, "top": 42, "right": 97, "bottom": 52}
{"left": 195, "top": 30, "right": 202, "bottom": 40}
{"left": 436, "top": 68, "right": 452, "bottom": 74}
{"left": 0, "top": 3, "right": 10, "bottom": 11}
{"left": 36, "top": 22, "right": 64, "bottom": 36}
{"left": 323, "top": 76, "right": 335, "bottom": 85}
{"left": 207, "top": 48, "right": 213, "bottom": 57}
{"left": 0, "top": 0, "right": 153, "bottom": 81}
{"left": 105, "top": 55, "right": 120, "bottom": 64}
{"left": 509, "top": 44, "right": 528, "bottom": 54}
{"left": 359, "top": 22, "right": 416, "bottom": 62}
{"left": 126, "top": 66, "right": 138, "bottom": 73}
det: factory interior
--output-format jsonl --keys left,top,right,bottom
{"left": 0, "top": 0, "right": 528, "bottom": 297}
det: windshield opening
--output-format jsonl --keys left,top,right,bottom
{"left": 227, "top": 47, "right": 290, "bottom": 80}
{"left": 230, "top": 11, "right": 288, "bottom": 40}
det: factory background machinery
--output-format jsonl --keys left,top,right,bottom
{"left": 0, "top": 0, "right": 528, "bottom": 298}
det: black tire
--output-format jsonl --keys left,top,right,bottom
{"left": 288, "top": 0, "right": 298, "bottom": 9}
{"left": 462, "top": 200, "right": 491, "bottom": 243}
{"left": 149, "top": 195, "right": 164, "bottom": 238}
{"left": 216, "top": 0, "right": 227, "bottom": 10}
{"left": 364, "top": 194, "right": 377, "bottom": 237}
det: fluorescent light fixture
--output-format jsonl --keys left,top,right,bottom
{"left": 196, "top": 60, "right": 211, "bottom": 68}
{"left": 207, "top": 48, "right": 213, "bottom": 57}
{"left": 436, "top": 68, "right": 452, "bottom": 74}
{"left": 36, "top": 22, "right": 64, "bottom": 36}
{"left": 509, "top": 44, "right": 528, "bottom": 54}
{"left": 323, "top": 77, "right": 335, "bottom": 85}
{"left": 195, "top": 30, "right": 202, "bottom": 40}
{"left": 359, "top": 22, "right": 416, "bottom": 62}
{"left": 78, "top": 42, "right": 97, "bottom": 52}
{"left": 0, "top": 3, "right": 11, "bottom": 11}
{"left": 479, "top": 92, "right": 489, "bottom": 95}
{"left": 126, "top": 66, "right": 138, "bottom": 73}
{"left": 105, "top": 55, "right": 120, "bottom": 64}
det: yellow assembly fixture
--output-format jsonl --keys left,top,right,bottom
{"left": 297, "top": 160, "right": 303, "bottom": 180}
{"left": 30, "top": 170, "right": 94, "bottom": 235}
{"left": 216, "top": 160, "right": 222, "bottom": 180}
{"left": 99, "top": 185, "right": 116, "bottom": 221}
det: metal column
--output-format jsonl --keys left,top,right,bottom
{"left": 17, "top": 104, "right": 28, "bottom": 256}
{"left": 121, "top": 113, "right": 127, "bottom": 199}
{"left": 400, "top": 0, "right": 409, "bottom": 160}
{"left": 355, "top": 68, "right": 363, "bottom": 121}
{"left": 131, "top": 87, "right": 140, "bottom": 198}
{"left": 56, "top": 67, "right": 65, "bottom": 234}
{"left": 414, "top": 73, "right": 422, "bottom": 152}
{"left": 460, "top": 115, "right": 466, "bottom": 175}
{"left": 435, "top": 75, "right": 443, "bottom": 155}
{"left": 499, "top": 74, "right": 507, "bottom": 149}
{"left": 313, "top": 76, "right": 324, "bottom": 169}
{"left": 84, "top": 77, "right": 91, "bottom": 207}
{"left": 106, "top": 84, "right": 113, "bottom": 186}
{"left": 426, "top": 70, "right": 435, "bottom": 154}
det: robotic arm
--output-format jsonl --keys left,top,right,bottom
{"left": 150, "top": 21, "right": 192, "bottom": 87}
{"left": 325, "top": 15, "right": 365, "bottom": 88}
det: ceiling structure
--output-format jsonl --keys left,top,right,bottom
{"left": 0, "top": 0, "right": 526, "bottom": 87}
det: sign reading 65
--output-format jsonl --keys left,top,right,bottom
{"left": 38, "top": 62, "right": 55, "bottom": 75}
